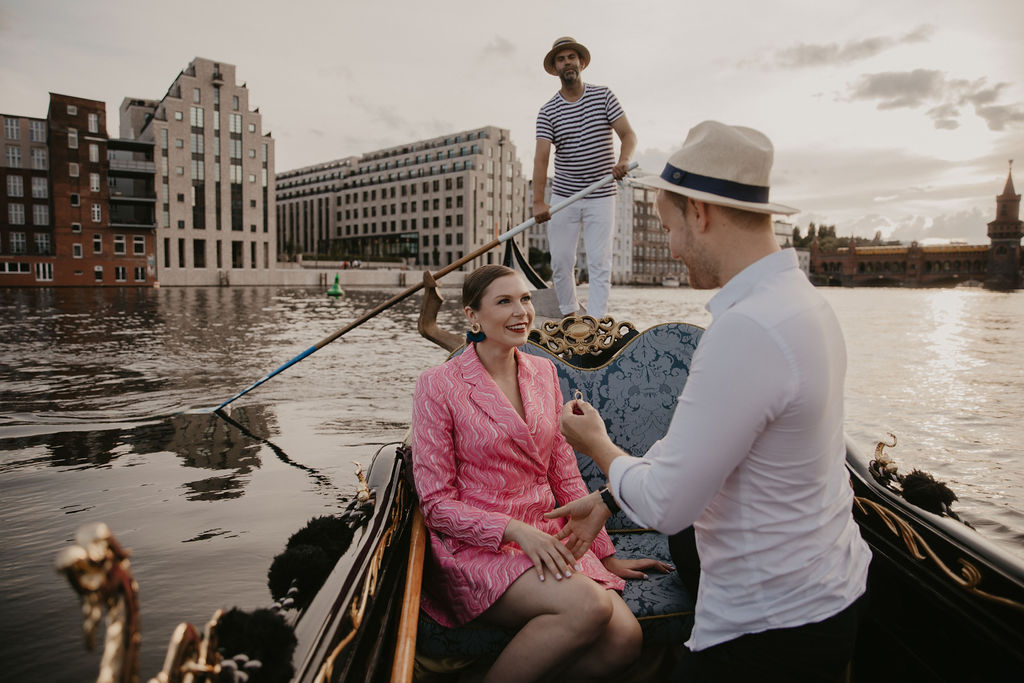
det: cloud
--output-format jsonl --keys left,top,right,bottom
{"left": 848, "top": 70, "right": 1024, "bottom": 130}
{"left": 481, "top": 36, "right": 516, "bottom": 59}
{"left": 887, "top": 207, "right": 989, "bottom": 242}
{"left": 771, "top": 24, "right": 934, "bottom": 69}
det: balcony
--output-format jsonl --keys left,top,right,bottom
{"left": 212, "top": 71, "right": 224, "bottom": 83}
{"left": 109, "top": 158, "right": 157, "bottom": 175}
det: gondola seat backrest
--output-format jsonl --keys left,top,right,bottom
{"left": 415, "top": 320, "right": 703, "bottom": 662}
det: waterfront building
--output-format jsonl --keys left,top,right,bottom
{"left": 986, "top": 164, "right": 1022, "bottom": 290}
{"left": 2, "top": 95, "right": 156, "bottom": 287}
{"left": 275, "top": 157, "right": 356, "bottom": 259}
{"left": 276, "top": 125, "right": 530, "bottom": 270}
{"left": 121, "top": 58, "right": 276, "bottom": 285}
{"left": 631, "top": 185, "right": 684, "bottom": 285}
{"left": 773, "top": 220, "right": 810, "bottom": 275}
{"left": 2, "top": 112, "right": 51, "bottom": 283}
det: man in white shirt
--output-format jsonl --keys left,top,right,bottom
{"left": 549, "top": 121, "right": 871, "bottom": 681}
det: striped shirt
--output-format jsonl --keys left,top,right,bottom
{"left": 536, "top": 84, "right": 625, "bottom": 198}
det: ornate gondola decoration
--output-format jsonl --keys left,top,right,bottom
{"left": 55, "top": 522, "right": 141, "bottom": 683}
{"left": 533, "top": 315, "right": 637, "bottom": 364}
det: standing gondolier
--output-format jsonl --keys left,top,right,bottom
{"left": 533, "top": 36, "right": 637, "bottom": 318}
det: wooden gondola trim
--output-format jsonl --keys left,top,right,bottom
{"left": 315, "top": 485, "right": 408, "bottom": 682}
{"left": 390, "top": 507, "right": 427, "bottom": 683}
{"left": 853, "top": 496, "right": 1024, "bottom": 614}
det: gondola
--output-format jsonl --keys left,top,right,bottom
{"left": 57, "top": 272, "right": 1024, "bottom": 682}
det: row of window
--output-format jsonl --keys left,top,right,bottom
{"left": 0, "top": 232, "right": 144, "bottom": 256}
{"left": 3, "top": 118, "right": 48, "bottom": 142}
{"left": 162, "top": 236, "right": 269, "bottom": 269}
{"left": 188, "top": 88, "right": 240, "bottom": 111}
{"left": 6, "top": 204, "right": 50, "bottom": 226}
{"left": 6, "top": 176, "right": 48, "bottom": 198}
{"left": 4, "top": 145, "right": 47, "bottom": 169}
{"left": 0, "top": 262, "right": 147, "bottom": 283}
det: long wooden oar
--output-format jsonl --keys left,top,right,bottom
{"left": 210, "top": 162, "right": 638, "bottom": 412}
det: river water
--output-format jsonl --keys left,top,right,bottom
{"left": 1, "top": 283, "right": 1022, "bottom": 680}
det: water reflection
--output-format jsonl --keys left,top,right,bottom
{"left": 0, "top": 283, "right": 1022, "bottom": 681}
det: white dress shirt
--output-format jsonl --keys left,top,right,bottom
{"left": 609, "top": 248, "right": 871, "bottom": 651}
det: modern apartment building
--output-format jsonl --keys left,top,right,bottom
{"left": 275, "top": 157, "right": 357, "bottom": 258}
{"left": 2, "top": 112, "right": 51, "bottom": 283}
{"left": 276, "top": 126, "right": 530, "bottom": 270}
{"left": 121, "top": 58, "right": 275, "bottom": 285}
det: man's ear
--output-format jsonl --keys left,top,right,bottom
{"left": 690, "top": 199, "right": 712, "bottom": 233}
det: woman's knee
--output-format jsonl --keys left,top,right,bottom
{"left": 565, "top": 581, "right": 615, "bottom": 639}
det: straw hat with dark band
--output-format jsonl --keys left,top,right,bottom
{"left": 633, "top": 121, "right": 798, "bottom": 215}
{"left": 544, "top": 36, "right": 591, "bottom": 75}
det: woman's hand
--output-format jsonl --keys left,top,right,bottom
{"left": 601, "top": 555, "right": 674, "bottom": 580}
{"left": 544, "top": 490, "right": 612, "bottom": 559}
{"left": 503, "top": 520, "right": 580, "bottom": 582}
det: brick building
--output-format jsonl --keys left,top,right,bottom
{"left": 2, "top": 95, "right": 156, "bottom": 287}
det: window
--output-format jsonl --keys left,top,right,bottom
{"left": 134, "top": 266, "right": 146, "bottom": 281}
{"left": 114, "top": 234, "right": 126, "bottom": 255}
{"left": 191, "top": 133, "right": 204, "bottom": 153}
{"left": 89, "top": 173, "right": 100, "bottom": 192}
{"left": 73, "top": 243, "right": 83, "bottom": 258}
{"left": 193, "top": 238, "right": 206, "bottom": 267}
{"left": 10, "top": 232, "right": 26, "bottom": 253}
{"left": 6, "top": 145, "right": 22, "bottom": 167}
{"left": 31, "top": 177, "right": 46, "bottom": 198}
{"left": 91, "top": 203, "right": 101, "bottom": 223}
{"left": 3, "top": 117, "right": 18, "bottom": 139}
{"left": 248, "top": 174, "right": 256, "bottom": 183}
{"left": 94, "top": 266, "right": 103, "bottom": 282}
{"left": 229, "top": 114, "right": 241, "bottom": 134}
{"left": 69, "top": 162, "right": 79, "bottom": 177}
{"left": 175, "top": 138, "right": 184, "bottom": 148}
{"left": 161, "top": 128, "right": 168, "bottom": 150}
{"left": 31, "top": 148, "right": 46, "bottom": 170}
{"left": 35, "top": 262, "right": 53, "bottom": 282}
{"left": 9, "top": 203, "right": 25, "bottom": 224}
{"left": 67, "top": 104, "right": 78, "bottom": 115}
{"left": 248, "top": 148, "right": 255, "bottom": 158}
{"left": 193, "top": 88, "right": 201, "bottom": 103}
{"left": 68, "top": 128, "right": 79, "bottom": 148}
{"left": 71, "top": 222, "right": 81, "bottom": 233}
{"left": 34, "top": 233, "right": 50, "bottom": 254}
{"left": 29, "top": 121, "right": 45, "bottom": 142}
{"left": 88, "top": 144, "right": 98, "bottom": 163}
{"left": 174, "top": 111, "right": 183, "bottom": 121}
{"left": 7, "top": 175, "right": 23, "bottom": 197}
{"left": 88, "top": 113, "right": 99, "bottom": 133}
{"left": 93, "top": 234, "right": 102, "bottom": 253}
{"left": 70, "top": 193, "right": 80, "bottom": 207}
{"left": 133, "top": 235, "right": 145, "bottom": 255}
{"left": 114, "top": 266, "right": 127, "bottom": 282}
{"left": 248, "top": 123, "right": 255, "bottom": 133}
{"left": 232, "top": 95, "right": 239, "bottom": 110}
{"left": 175, "top": 166, "right": 184, "bottom": 176}
{"left": 33, "top": 204, "right": 48, "bottom": 226}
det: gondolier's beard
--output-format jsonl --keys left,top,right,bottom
{"left": 558, "top": 67, "right": 579, "bottom": 85}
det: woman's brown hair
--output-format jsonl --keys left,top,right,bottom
{"left": 462, "top": 264, "right": 518, "bottom": 310}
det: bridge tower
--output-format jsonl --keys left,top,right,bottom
{"left": 986, "top": 162, "right": 1022, "bottom": 290}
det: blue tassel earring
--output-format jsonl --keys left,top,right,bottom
{"left": 466, "top": 322, "right": 485, "bottom": 343}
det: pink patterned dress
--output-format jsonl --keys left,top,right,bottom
{"left": 411, "top": 344, "right": 623, "bottom": 627}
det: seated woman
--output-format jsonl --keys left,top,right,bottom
{"left": 412, "top": 265, "right": 668, "bottom": 683}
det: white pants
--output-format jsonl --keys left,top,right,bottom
{"left": 547, "top": 194, "right": 615, "bottom": 317}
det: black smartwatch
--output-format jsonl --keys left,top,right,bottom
{"left": 599, "top": 484, "right": 621, "bottom": 514}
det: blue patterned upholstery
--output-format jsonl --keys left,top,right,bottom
{"left": 417, "top": 322, "right": 703, "bottom": 661}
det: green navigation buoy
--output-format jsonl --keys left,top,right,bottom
{"left": 327, "top": 274, "right": 345, "bottom": 298}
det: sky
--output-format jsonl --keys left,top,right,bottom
{"left": 2, "top": 0, "right": 1022, "bottom": 244}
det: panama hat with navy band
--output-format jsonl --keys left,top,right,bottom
{"left": 634, "top": 121, "right": 799, "bottom": 216}
{"left": 544, "top": 36, "right": 591, "bottom": 75}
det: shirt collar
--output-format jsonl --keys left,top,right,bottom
{"left": 705, "top": 248, "right": 798, "bottom": 319}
